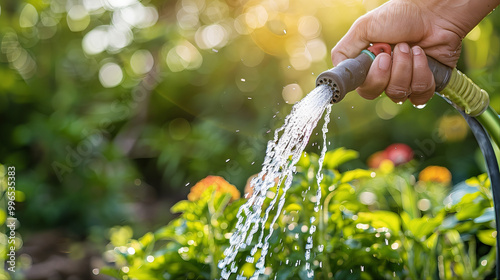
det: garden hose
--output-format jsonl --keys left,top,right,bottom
{"left": 457, "top": 105, "right": 500, "bottom": 279}
{"left": 317, "top": 42, "right": 500, "bottom": 277}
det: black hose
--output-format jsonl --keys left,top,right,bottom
{"left": 457, "top": 108, "right": 500, "bottom": 278}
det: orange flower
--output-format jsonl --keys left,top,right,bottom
{"left": 188, "top": 176, "right": 240, "bottom": 202}
{"left": 244, "top": 173, "right": 280, "bottom": 199}
{"left": 419, "top": 166, "right": 452, "bottom": 184}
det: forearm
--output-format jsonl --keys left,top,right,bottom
{"left": 414, "top": 0, "right": 500, "bottom": 37}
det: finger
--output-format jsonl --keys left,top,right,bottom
{"left": 331, "top": 16, "right": 371, "bottom": 66}
{"left": 356, "top": 52, "right": 392, "bottom": 100}
{"left": 386, "top": 43, "right": 412, "bottom": 103}
{"left": 409, "top": 46, "right": 435, "bottom": 105}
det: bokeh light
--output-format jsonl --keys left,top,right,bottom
{"left": 83, "top": 0, "right": 103, "bottom": 11}
{"left": 195, "top": 24, "right": 229, "bottom": 49}
{"left": 375, "top": 97, "right": 402, "bottom": 120}
{"left": 245, "top": 5, "right": 268, "bottom": 29}
{"left": 169, "top": 118, "right": 191, "bottom": 140}
{"left": 130, "top": 50, "right": 154, "bottom": 75}
{"left": 282, "top": 83, "right": 303, "bottom": 104}
{"left": 240, "top": 45, "right": 265, "bottom": 67}
{"left": 107, "top": 25, "right": 133, "bottom": 52}
{"left": 99, "top": 62, "right": 123, "bottom": 88}
{"left": 1, "top": 32, "right": 37, "bottom": 80}
{"left": 235, "top": 67, "right": 260, "bottom": 92}
{"left": 105, "top": 0, "right": 137, "bottom": 9}
{"left": 298, "top": 16, "right": 321, "bottom": 39}
{"left": 67, "top": 5, "right": 90, "bottom": 32}
{"left": 19, "top": 4, "right": 39, "bottom": 28}
{"left": 115, "top": 3, "right": 158, "bottom": 28}
{"left": 82, "top": 26, "right": 109, "bottom": 55}
{"left": 166, "top": 40, "right": 203, "bottom": 72}
{"left": 438, "top": 114, "right": 468, "bottom": 142}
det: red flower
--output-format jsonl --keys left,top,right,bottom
{"left": 367, "top": 143, "right": 414, "bottom": 168}
{"left": 385, "top": 143, "right": 414, "bottom": 165}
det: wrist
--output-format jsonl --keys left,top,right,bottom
{"left": 411, "top": 0, "right": 499, "bottom": 37}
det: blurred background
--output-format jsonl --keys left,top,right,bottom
{"left": 0, "top": 0, "right": 499, "bottom": 278}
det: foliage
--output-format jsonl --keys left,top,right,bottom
{"left": 0, "top": 165, "right": 27, "bottom": 279}
{"left": 1, "top": 0, "right": 499, "bottom": 235}
{"left": 1, "top": 0, "right": 499, "bottom": 278}
{"left": 102, "top": 148, "right": 496, "bottom": 279}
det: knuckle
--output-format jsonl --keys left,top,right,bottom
{"left": 386, "top": 85, "right": 410, "bottom": 98}
{"left": 357, "top": 89, "right": 380, "bottom": 100}
{"left": 411, "top": 82, "right": 434, "bottom": 93}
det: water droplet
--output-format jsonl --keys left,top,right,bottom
{"left": 413, "top": 104, "right": 426, "bottom": 109}
{"left": 397, "top": 101, "right": 404, "bottom": 105}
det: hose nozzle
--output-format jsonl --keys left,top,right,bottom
{"left": 317, "top": 43, "right": 490, "bottom": 116}
{"left": 316, "top": 51, "right": 374, "bottom": 103}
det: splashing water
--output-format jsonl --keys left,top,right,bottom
{"left": 219, "top": 85, "right": 333, "bottom": 279}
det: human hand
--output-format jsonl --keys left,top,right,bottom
{"left": 331, "top": 0, "right": 478, "bottom": 105}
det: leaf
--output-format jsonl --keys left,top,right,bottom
{"left": 340, "top": 169, "right": 373, "bottom": 183}
{"left": 139, "top": 232, "right": 155, "bottom": 248}
{"left": 474, "top": 207, "right": 495, "bottom": 223}
{"left": 456, "top": 201, "right": 487, "bottom": 221}
{"left": 284, "top": 203, "right": 302, "bottom": 212}
{"left": 323, "top": 148, "right": 358, "bottom": 170}
{"left": 457, "top": 192, "right": 481, "bottom": 205}
{"left": 99, "top": 266, "right": 122, "bottom": 278}
{"left": 402, "top": 212, "right": 445, "bottom": 239}
{"left": 171, "top": 200, "right": 192, "bottom": 214}
{"left": 477, "top": 229, "right": 496, "bottom": 246}
{"left": 357, "top": 211, "right": 401, "bottom": 233}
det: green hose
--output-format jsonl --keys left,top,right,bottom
{"left": 476, "top": 106, "right": 500, "bottom": 148}
{"left": 438, "top": 67, "right": 500, "bottom": 148}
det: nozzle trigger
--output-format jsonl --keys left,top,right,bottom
{"left": 367, "top": 43, "right": 391, "bottom": 56}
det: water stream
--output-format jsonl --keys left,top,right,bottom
{"left": 219, "top": 85, "right": 333, "bottom": 279}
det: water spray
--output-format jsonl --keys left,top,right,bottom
{"left": 316, "top": 42, "right": 500, "bottom": 277}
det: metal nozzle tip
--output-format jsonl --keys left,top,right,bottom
{"left": 316, "top": 73, "right": 342, "bottom": 103}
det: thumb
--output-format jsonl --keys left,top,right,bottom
{"left": 331, "top": 16, "right": 372, "bottom": 66}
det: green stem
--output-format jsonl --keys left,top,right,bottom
{"left": 207, "top": 193, "right": 232, "bottom": 279}
{"left": 476, "top": 106, "right": 500, "bottom": 149}
{"left": 320, "top": 191, "right": 335, "bottom": 280}
{"left": 474, "top": 245, "right": 496, "bottom": 277}
{"left": 397, "top": 175, "right": 419, "bottom": 219}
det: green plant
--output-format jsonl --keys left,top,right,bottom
{"left": 101, "top": 147, "right": 496, "bottom": 279}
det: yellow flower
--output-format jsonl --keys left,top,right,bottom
{"left": 419, "top": 166, "right": 452, "bottom": 184}
{"left": 379, "top": 159, "right": 394, "bottom": 174}
{"left": 188, "top": 176, "right": 240, "bottom": 202}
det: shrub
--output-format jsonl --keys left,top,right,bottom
{"left": 101, "top": 148, "right": 496, "bottom": 279}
